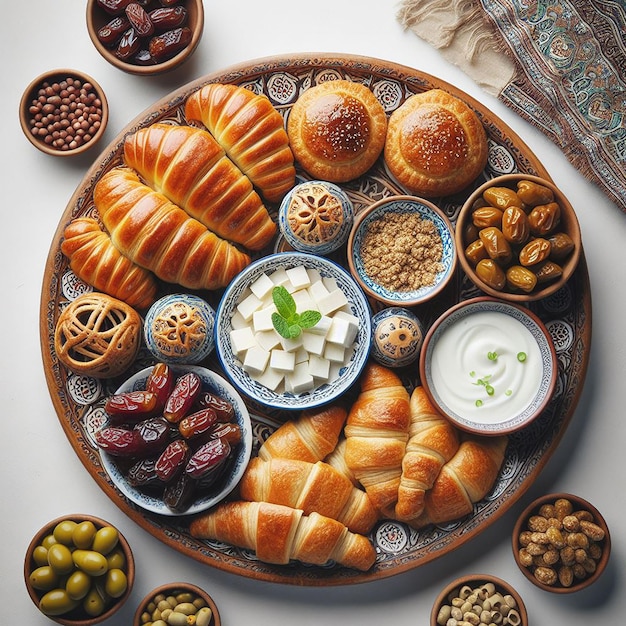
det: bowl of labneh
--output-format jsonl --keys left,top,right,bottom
{"left": 419, "top": 297, "right": 557, "bottom": 435}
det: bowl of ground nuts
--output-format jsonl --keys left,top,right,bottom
{"left": 347, "top": 195, "right": 457, "bottom": 307}
{"left": 19, "top": 69, "right": 109, "bottom": 157}
{"left": 512, "top": 492, "right": 611, "bottom": 593}
{"left": 133, "top": 582, "right": 220, "bottom": 626}
{"left": 431, "top": 574, "right": 528, "bottom": 626}
{"left": 86, "top": 0, "right": 204, "bottom": 75}
{"left": 456, "top": 174, "right": 581, "bottom": 303}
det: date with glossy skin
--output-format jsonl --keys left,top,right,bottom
{"left": 146, "top": 362, "right": 175, "bottom": 410}
{"left": 209, "top": 422, "right": 242, "bottom": 446}
{"left": 97, "top": 16, "right": 130, "bottom": 46}
{"left": 96, "top": 0, "right": 132, "bottom": 15}
{"left": 125, "top": 2, "right": 154, "bottom": 37}
{"left": 178, "top": 407, "right": 218, "bottom": 439}
{"left": 159, "top": 0, "right": 183, "bottom": 6}
{"left": 95, "top": 427, "right": 139, "bottom": 456}
{"left": 185, "top": 438, "right": 231, "bottom": 482}
{"left": 197, "top": 392, "right": 235, "bottom": 422}
{"left": 127, "top": 457, "right": 160, "bottom": 487}
{"left": 164, "top": 372, "right": 201, "bottom": 423}
{"left": 105, "top": 390, "right": 160, "bottom": 423}
{"left": 149, "top": 6, "right": 187, "bottom": 30}
{"left": 132, "top": 417, "right": 171, "bottom": 455}
{"left": 163, "top": 473, "right": 196, "bottom": 512}
{"left": 148, "top": 26, "right": 192, "bottom": 63}
{"left": 116, "top": 27, "right": 141, "bottom": 60}
{"left": 155, "top": 439, "right": 190, "bottom": 483}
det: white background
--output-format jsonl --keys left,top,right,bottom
{"left": 2, "top": 0, "right": 624, "bottom": 623}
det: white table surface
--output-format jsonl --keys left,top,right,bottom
{"left": 3, "top": 1, "right": 625, "bottom": 623}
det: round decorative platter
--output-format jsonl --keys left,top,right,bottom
{"left": 41, "top": 53, "right": 591, "bottom": 586}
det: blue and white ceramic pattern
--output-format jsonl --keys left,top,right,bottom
{"left": 214, "top": 252, "right": 372, "bottom": 410}
{"left": 278, "top": 180, "right": 354, "bottom": 255}
{"left": 371, "top": 307, "right": 424, "bottom": 368}
{"left": 348, "top": 196, "right": 457, "bottom": 306}
{"left": 99, "top": 365, "right": 252, "bottom": 516}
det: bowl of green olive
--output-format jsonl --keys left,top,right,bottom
{"left": 512, "top": 492, "right": 611, "bottom": 593}
{"left": 456, "top": 174, "right": 581, "bottom": 302}
{"left": 24, "top": 514, "right": 134, "bottom": 625}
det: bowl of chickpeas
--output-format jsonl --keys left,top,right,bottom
{"left": 431, "top": 574, "right": 528, "bottom": 626}
{"left": 456, "top": 174, "right": 581, "bottom": 302}
{"left": 512, "top": 493, "right": 611, "bottom": 593}
{"left": 24, "top": 514, "right": 134, "bottom": 625}
{"left": 133, "top": 582, "right": 220, "bottom": 626}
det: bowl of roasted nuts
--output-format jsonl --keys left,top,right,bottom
{"left": 24, "top": 514, "right": 134, "bottom": 625}
{"left": 93, "top": 362, "right": 253, "bottom": 515}
{"left": 19, "top": 69, "right": 108, "bottom": 156}
{"left": 86, "top": 0, "right": 204, "bottom": 75}
{"left": 456, "top": 174, "right": 581, "bottom": 302}
{"left": 431, "top": 574, "right": 528, "bottom": 626}
{"left": 512, "top": 492, "right": 611, "bottom": 593}
{"left": 133, "top": 582, "right": 220, "bottom": 626}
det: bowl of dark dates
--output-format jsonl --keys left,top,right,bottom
{"left": 456, "top": 174, "right": 581, "bottom": 302}
{"left": 93, "top": 362, "right": 253, "bottom": 515}
{"left": 86, "top": 0, "right": 204, "bottom": 75}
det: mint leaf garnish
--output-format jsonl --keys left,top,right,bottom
{"left": 270, "top": 285, "right": 321, "bottom": 339}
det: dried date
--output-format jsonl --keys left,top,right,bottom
{"left": 197, "top": 391, "right": 235, "bottom": 422}
{"left": 105, "top": 390, "right": 160, "bottom": 423}
{"left": 148, "top": 27, "right": 192, "bottom": 63}
{"left": 97, "top": 15, "right": 131, "bottom": 46}
{"left": 164, "top": 371, "right": 201, "bottom": 423}
{"left": 149, "top": 6, "right": 187, "bottom": 30}
{"left": 132, "top": 416, "right": 171, "bottom": 456}
{"left": 178, "top": 407, "right": 219, "bottom": 439}
{"left": 146, "top": 362, "right": 175, "bottom": 409}
{"left": 127, "top": 457, "right": 161, "bottom": 487}
{"left": 155, "top": 439, "right": 190, "bottom": 483}
{"left": 163, "top": 473, "right": 196, "bottom": 512}
{"left": 96, "top": 0, "right": 132, "bottom": 15}
{"left": 125, "top": 2, "right": 154, "bottom": 37}
{"left": 186, "top": 438, "right": 231, "bottom": 483}
{"left": 95, "top": 427, "right": 140, "bottom": 456}
{"left": 116, "top": 27, "right": 141, "bottom": 60}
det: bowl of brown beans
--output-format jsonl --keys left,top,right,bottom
{"left": 431, "top": 574, "right": 528, "bottom": 626}
{"left": 19, "top": 69, "right": 108, "bottom": 156}
{"left": 86, "top": 0, "right": 204, "bottom": 75}
{"left": 24, "top": 514, "right": 134, "bottom": 625}
{"left": 456, "top": 174, "right": 581, "bottom": 302}
{"left": 347, "top": 195, "right": 457, "bottom": 307}
{"left": 133, "top": 582, "right": 221, "bottom": 626}
{"left": 512, "top": 492, "right": 611, "bottom": 593}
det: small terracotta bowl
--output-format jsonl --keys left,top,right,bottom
{"left": 133, "top": 582, "right": 221, "bottom": 626}
{"left": 86, "top": 0, "right": 204, "bottom": 75}
{"left": 456, "top": 174, "right": 581, "bottom": 302}
{"left": 512, "top": 492, "right": 611, "bottom": 593}
{"left": 19, "top": 69, "right": 108, "bottom": 156}
{"left": 431, "top": 574, "right": 528, "bottom": 626}
{"left": 24, "top": 514, "right": 134, "bottom": 625}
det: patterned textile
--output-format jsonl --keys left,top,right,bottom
{"left": 398, "top": 0, "right": 626, "bottom": 211}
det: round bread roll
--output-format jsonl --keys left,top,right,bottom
{"left": 287, "top": 80, "right": 387, "bottom": 182}
{"left": 384, "top": 89, "right": 488, "bottom": 197}
{"left": 54, "top": 292, "right": 142, "bottom": 379}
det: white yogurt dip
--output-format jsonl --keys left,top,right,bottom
{"left": 428, "top": 309, "right": 544, "bottom": 427}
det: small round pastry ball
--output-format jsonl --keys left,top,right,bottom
{"left": 54, "top": 292, "right": 142, "bottom": 378}
{"left": 287, "top": 79, "right": 388, "bottom": 182}
{"left": 144, "top": 293, "right": 215, "bottom": 364}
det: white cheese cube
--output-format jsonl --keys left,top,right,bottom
{"left": 250, "top": 272, "right": 275, "bottom": 300}
{"left": 270, "top": 349, "right": 296, "bottom": 372}
{"left": 294, "top": 347, "right": 309, "bottom": 364}
{"left": 255, "top": 330, "right": 282, "bottom": 352}
{"left": 329, "top": 362, "right": 343, "bottom": 382}
{"left": 305, "top": 314, "right": 332, "bottom": 336}
{"left": 230, "top": 326, "right": 257, "bottom": 356}
{"left": 280, "top": 334, "right": 303, "bottom": 352}
{"left": 286, "top": 265, "right": 311, "bottom": 290}
{"left": 302, "top": 331, "right": 326, "bottom": 355}
{"left": 251, "top": 367, "right": 284, "bottom": 391}
{"left": 333, "top": 310, "right": 360, "bottom": 326}
{"left": 230, "top": 309, "right": 248, "bottom": 330}
{"left": 326, "top": 315, "right": 359, "bottom": 348}
{"left": 243, "top": 345, "right": 270, "bottom": 375}
{"left": 270, "top": 267, "right": 291, "bottom": 287}
{"left": 324, "top": 342, "right": 345, "bottom": 363}
{"left": 317, "top": 288, "right": 349, "bottom": 316}
{"left": 291, "top": 288, "right": 317, "bottom": 313}
{"left": 287, "top": 362, "right": 315, "bottom": 394}
{"left": 322, "top": 276, "right": 339, "bottom": 292}
{"left": 252, "top": 305, "right": 277, "bottom": 333}
{"left": 308, "top": 279, "right": 330, "bottom": 303}
{"left": 236, "top": 292, "right": 263, "bottom": 322}
{"left": 308, "top": 354, "right": 330, "bottom": 380}
{"left": 307, "top": 268, "right": 323, "bottom": 284}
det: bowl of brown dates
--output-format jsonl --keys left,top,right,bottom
{"left": 86, "top": 0, "right": 204, "bottom": 75}
{"left": 93, "top": 362, "right": 253, "bottom": 515}
{"left": 512, "top": 492, "right": 611, "bottom": 593}
{"left": 456, "top": 174, "right": 581, "bottom": 302}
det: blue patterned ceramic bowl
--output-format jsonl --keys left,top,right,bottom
{"left": 214, "top": 252, "right": 372, "bottom": 410}
{"left": 347, "top": 196, "right": 457, "bottom": 306}
{"left": 99, "top": 365, "right": 252, "bottom": 516}
{"left": 278, "top": 180, "right": 354, "bottom": 255}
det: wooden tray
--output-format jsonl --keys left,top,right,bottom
{"left": 40, "top": 53, "right": 591, "bottom": 585}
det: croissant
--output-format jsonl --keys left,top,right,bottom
{"left": 61, "top": 217, "right": 158, "bottom": 310}
{"left": 239, "top": 457, "right": 379, "bottom": 535}
{"left": 189, "top": 500, "right": 376, "bottom": 571}
{"left": 123, "top": 122, "right": 276, "bottom": 250}
{"left": 185, "top": 83, "right": 296, "bottom": 202}
{"left": 344, "top": 363, "right": 411, "bottom": 518}
{"left": 394, "top": 386, "right": 460, "bottom": 521}
{"left": 409, "top": 435, "right": 508, "bottom": 528}
{"left": 323, "top": 437, "right": 359, "bottom": 487}
{"left": 93, "top": 167, "right": 250, "bottom": 291}
{"left": 258, "top": 404, "right": 347, "bottom": 463}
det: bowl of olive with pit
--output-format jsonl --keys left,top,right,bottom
{"left": 24, "top": 514, "right": 134, "bottom": 625}
{"left": 456, "top": 174, "right": 581, "bottom": 302}
{"left": 86, "top": 0, "right": 204, "bottom": 76}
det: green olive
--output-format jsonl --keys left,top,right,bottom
{"left": 72, "top": 520, "right": 97, "bottom": 549}
{"left": 32, "top": 545, "right": 49, "bottom": 567}
{"left": 91, "top": 526, "right": 119, "bottom": 555}
{"left": 41, "top": 534, "right": 58, "bottom": 550}
{"left": 104, "top": 568, "right": 128, "bottom": 598}
{"left": 53, "top": 520, "right": 78, "bottom": 546}
{"left": 106, "top": 547, "right": 127, "bottom": 570}
{"left": 29, "top": 565, "right": 60, "bottom": 591}
{"left": 47, "top": 543, "right": 75, "bottom": 575}
{"left": 83, "top": 587, "right": 106, "bottom": 617}
{"left": 72, "top": 550, "right": 109, "bottom": 577}
{"left": 66, "top": 570, "right": 93, "bottom": 601}
{"left": 39, "top": 589, "right": 80, "bottom": 616}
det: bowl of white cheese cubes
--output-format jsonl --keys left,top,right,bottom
{"left": 214, "top": 252, "right": 372, "bottom": 410}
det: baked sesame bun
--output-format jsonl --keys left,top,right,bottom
{"left": 287, "top": 80, "right": 387, "bottom": 182}
{"left": 384, "top": 89, "right": 488, "bottom": 197}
